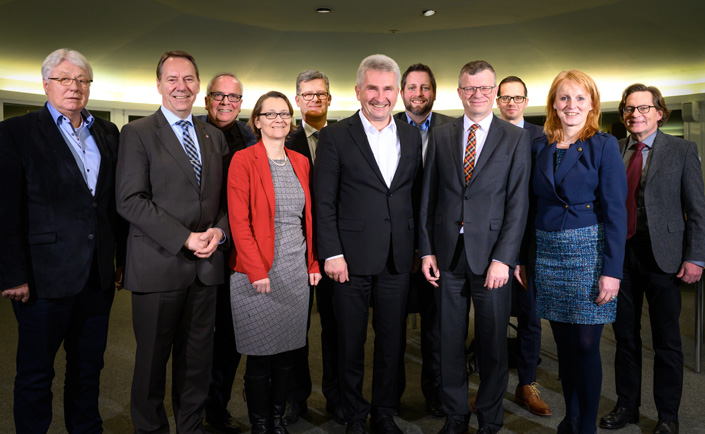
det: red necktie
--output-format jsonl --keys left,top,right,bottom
{"left": 625, "top": 142, "right": 646, "bottom": 239}
{"left": 464, "top": 124, "right": 480, "bottom": 185}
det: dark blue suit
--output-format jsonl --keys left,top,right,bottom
{"left": 0, "top": 104, "right": 124, "bottom": 433}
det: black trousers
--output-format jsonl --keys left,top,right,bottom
{"left": 206, "top": 281, "right": 242, "bottom": 413}
{"left": 514, "top": 276, "right": 542, "bottom": 386}
{"left": 438, "top": 239, "right": 510, "bottom": 431}
{"left": 12, "top": 261, "right": 113, "bottom": 434}
{"left": 612, "top": 232, "right": 683, "bottom": 421}
{"left": 334, "top": 259, "right": 409, "bottom": 422}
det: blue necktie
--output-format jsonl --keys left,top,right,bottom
{"left": 176, "top": 120, "right": 201, "bottom": 184}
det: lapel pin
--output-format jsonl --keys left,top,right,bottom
{"left": 205, "top": 134, "right": 209, "bottom": 138}
{"left": 577, "top": 147, "right": 583, "bottom": 152}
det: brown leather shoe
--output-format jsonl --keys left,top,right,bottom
{"left": 514, "top": 383, "right": 551, "bottom": 416}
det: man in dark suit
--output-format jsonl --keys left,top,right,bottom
{"left": 493, "top": 75, "right": 551, "bottom": 417}
{"left": 314, "top": 54, "right": 422, "bottom": 434}
{"left": 116, "top": 50, "right": 229, "bottom": 434}
{"left": 599, "top": 84, "right": 705, "bottom": 434}
{"left": 420, "top": 60, "right": 530, "bottom": 434}
{"left": 201, "top": 72, "right": 255, "bottom": 434}
{"left": 283, "top": 70, "right": 346, "bottom": 426}
{"left": 393, "top": 63, "right": 452, "bottom": 417}
{"left": 0, "top": 48, "right": 123, "bottom": 433}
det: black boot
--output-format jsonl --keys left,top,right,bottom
{"left": 270, "top": 365, "right": 293, "bottom": 434}
{"left": 244, "top": 374, "right": 271, "bottom": 434}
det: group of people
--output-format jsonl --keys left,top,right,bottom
{"left": 1, "top": 47, "right": 702, "bottom": 434}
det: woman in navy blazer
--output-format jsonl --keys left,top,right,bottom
{"left": 524, "top": 70, "right": 627, "bottom": 434}
{"left": 227, "top": 91, "right": 321, "bottom": 434}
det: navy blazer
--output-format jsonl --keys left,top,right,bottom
{"left": 531, "top": 132, "right": 627, "bottom": 278}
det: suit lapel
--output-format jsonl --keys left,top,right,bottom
{"left": 253, "top": 142, "right": 276, "bottom": 212}
{"left": 348, "top": 112, "right": 387, "bottom": 186}
{"left": 194, "top": 117, "right": 213, "bottom": 193}
{"left": 536, "top": 139, "right": 557, "bottom": 191}
{"left": 89, "top": 120, "right": 111, "bottom": 198}
{"left": 154, "top": 110, "right": 201, "bottom": 192}
{"left": 449, "top": 118, "right": 465, "bottom": 186}
{"left": 554, "top": 143, "right": 584, "bottom": 185}
{"left": 646, "top": 130, "right": 668, "bottom": 184}
{"left": 37, "top": 105, "right": 90, "bottom": 192}
{"left": 389, "top": 118, "right": 414, "bottom": 191}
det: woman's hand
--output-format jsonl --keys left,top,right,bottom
{"left": 252, "top": 278, "right": 271, "bottom": 294}
{"left": 595, "top": 275, "right": 620, "bottom": 306}
{"left": 309, "top": 273, "right": 322, "bottom": 286}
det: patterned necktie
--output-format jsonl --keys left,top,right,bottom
{"left": 176, "top": 120, "right": 201, "bottom": 184}
{"left": 464, "top": 123, "right": 480, "bottom": 184}
{"left": 625, "top": 142, "right": 646, "bottom": 239}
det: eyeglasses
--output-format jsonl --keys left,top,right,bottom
{"left": 497, "top": 95, "right": 526, "bottom": 104}
{"left": 622, "top": 105, "right": 656, "bottom": 115}
{"left": 48, "top": 77, "right": 92, "bottom": 87}
{"left": 299, "top": 92, "right": 329, "bottom": 101}
{"left": 209, "top": 92, "right": 242, "bottom": 102}
{"left": 461, "top": 86, "right": 495, "bottom": 96}
{"left": 259, "top": 112, "right": 292, "bottom": 120}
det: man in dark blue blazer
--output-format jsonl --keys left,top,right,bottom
{"left": 200, "top": 72, "right": 255, "bottom": 434}
{"left": 494, "top": 76, "right": 551, "bottom": 417}
{"left": 393, "top": 63, "right": 452, "bottom": 418}
{"left": 0, "top": 48, "right": 124, "bottom": 433}
{"left": 600, "top": 84, "right": 705, "bottom": 434}
{"left": 314, "top": 55, "right": 422, "bottom": 434}
{"left": 420, "top": 61, "right": 530, "bottom": 434}
{"left": 283, "top": 70, "right": 346, "bottom": 426}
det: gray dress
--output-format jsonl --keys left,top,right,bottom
{"left": 230, "top": 158, "right": 309, "bottom": 355}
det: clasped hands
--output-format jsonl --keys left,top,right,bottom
{"left": 184, "top": 228, "right": 223, "bottom": 258}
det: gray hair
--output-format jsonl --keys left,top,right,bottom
{"left": 356, "top": 54, "right": 400, "bottom": 88}
{"left": 41, "top": 48, "right": 93, "bottom": 80}
{"left": 296, "top": 70, "right": 330, "bottom": 95}
{"left": 458, "top": 60, "right": 496, "bottom": 87}
{"left": 207, "top": 72, "right": 243, "bottom": 94}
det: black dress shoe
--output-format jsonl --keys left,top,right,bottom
{"left": 654, "top": 420, "right": 679, "bottom": 434}
{"left": 436, "top": 416, "right": 469, "bottom": 434}
{"left": 425, "top": 396, "right": 445, "bottom": 418}
{"left": 599, "top": 406, "right": 639, "bottom": 429}
{"left": 204, "top": 408, "right": 243, "bottom": 434}
{"left": 370, "top": 413, "right": 402, "bottom": 434}
{"left": 325, "top": 401, "right": 347, "bottom": 425}
{"left": 556, "top": 417, "right": 578, "bottom": 434}
{"left": 476, "top": 426, "right": 498, "bottom": 434}
{"left": 346, "top": 419, "right": 368, "bottom": 434}
{"left": 282, "top": 400, "right": 308, "bottom": 425}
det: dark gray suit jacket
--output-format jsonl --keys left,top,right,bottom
{"left": 116, "top": 109, "right": 229, "bottom": 291}
{"left": 522, "top": 120, "right": 544, "bottom": 142}
{"left": 285, "top": 125, "right": 313, "bottom": 164}
{"left": 394, "top": 111, "right": 453, "bottom": 164}
{"left": 620, "top": 130, "right": 705, "bottom": 273}
{"left": 314, "top": 112, "right": 422, "bottom": 275}
{"left": 420, "top": 115, "right": 531, "bottom": 275}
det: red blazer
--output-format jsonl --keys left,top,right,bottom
{"left": 227, "top": 141, "right": 319, "bottom": 282}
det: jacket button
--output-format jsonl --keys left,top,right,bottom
{"left": 385, "top": 218, "right": 391, "bottom": 223}
{"left": 92, "top": 202, "right": 98, "bottom": 208}
{"left": 564, "top": 204, "right": 569, "bottom": 209}
{"left": 577, "top": 147, "right": 583, "bottom": 152}
{"left": 88, "top": 234, "right": 95, "bottom": 240}
{"left": 586, "top": 204, "right": 591, "bottom": 209}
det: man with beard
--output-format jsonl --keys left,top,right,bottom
{"left": 283, "top": 70, "right": 345, "bottom": 426}
{"left": 393, "top": 63, "right": 451, "bottom": 417}
{"left": 201, "top": 72, "right": 255, "bottom": 434}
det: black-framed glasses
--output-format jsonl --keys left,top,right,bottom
{"left": 259, "top": 112, "right": 292, "bottom": 120}
{"left": 48, "top": 77, "right": 92, "bottom": 87}
{"left": 497, "top": 95, "right": 526, "bottom": 104}
{"left": 209, "top": 92, "right": 242, "bottom": 102}
{"left": 299, "top": 92, "right": 329, "bottom": 101}
{"left": 622, "top": 105, "right": 656, "bottom": 115}
{"left": 461, "top": 86, "right": 495, "bottom": 96}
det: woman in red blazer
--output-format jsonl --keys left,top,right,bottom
{"left": 227, "top": 91, "right": 320, "bottom": 434}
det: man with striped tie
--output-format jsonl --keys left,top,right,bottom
{"left": 419, "top": 60, "right": 530, "bottom": 434}
{"left": 116, "top": 50, "right": 229, "bottom": 434}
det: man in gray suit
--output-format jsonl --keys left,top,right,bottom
{"left": 599, "top": 84, "right": 705, "bottom": 434}
{"left": 420, "top": 60, "right": 530, "bottom": 434}
{"left": 393, "top": 63, "right": 452, "bottom": 417}
{"left": 116, "top": 50, "right": 229, "bottom": 434}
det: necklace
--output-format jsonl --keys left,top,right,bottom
{"left": 267, "top": 151, "right": 287, "bottom": 166}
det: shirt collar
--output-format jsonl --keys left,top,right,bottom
{"left": 359, "top": 110, "right": 397, "bottom": 135}
{"left": 404, "top": 112, "right": 432, "bottom": 131}
{"left": 302, "top": 120, "right": 325, "bottom": 138}
{"left": 463, "top": 112, "right": 493, "bottom": 133}
{"left": 161, "top": 106, "right": 194, "bottom": 127}
{"left": 516, "top": 118, "right": 525, "bottom": 128}
{"left": 628, "top": 129, "right": 658, "bottom": 149}
{"left": 47, "top": 102, "right": 94, "bottom": 130}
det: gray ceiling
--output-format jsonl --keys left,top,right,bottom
{"left": 1, "top": 0, "right": 704, "bottom": 116}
